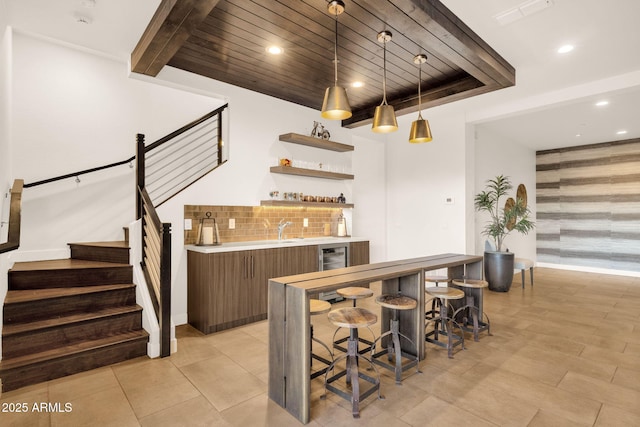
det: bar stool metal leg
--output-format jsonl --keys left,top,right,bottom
{"left": 371, "top": 295, "right": 421, "bottom": 384}
{"left": 323, "top": 307, "right": 384, "bottom": 419}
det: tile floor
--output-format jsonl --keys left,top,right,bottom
{"left": 1, "top": 267, "right": 640, "bottom": 426}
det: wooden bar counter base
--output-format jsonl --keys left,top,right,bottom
{"left": 267, "top": 253, "right": 483, "bottom": 424}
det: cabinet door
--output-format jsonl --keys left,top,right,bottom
{"left": 248, "top": 249, "right": 272, "bottom": 318}
{"left": 277, "top": 245, "right": 318, "bottom": 276}
{"left": 214, "top": 251, "right": 252, "bottom": 325}
{"left": 250, "top": 246, "right": 319, "bottom": 319}
{"left": 350, "top": 241, "right": 370, "bottom": 266}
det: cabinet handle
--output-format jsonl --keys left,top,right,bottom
{"left": 243, "top": 256, "right": 248, "bottom": 279}
{"left": 251, "top": 255, "right": 255, "bottom": 278}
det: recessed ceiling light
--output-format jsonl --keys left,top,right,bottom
{"left": 575, "top": 133, "right": 581, "bottom": 137}
{"left": 266, "top": 46, "right": 283, "bottom": 55}
{"left": 557, "top": 44, "right": 574, "bottom": 54}
{"left": 595, "top": 100, "right": 609, "bottom": 107}
{"left": 616, "top": 130, "right": 628, "bottom": 135}
{"left": 351, "top": 81, "right": 364, "bottom": 88}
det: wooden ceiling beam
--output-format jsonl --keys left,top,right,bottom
{"left": 392, "top": 0, "right": 516, "bottom": 87}
{"left": 343, "top": 75, "right": 486, "bottom": 128}
{"left": 130, "top": 0, "right": 221, "bottom": 76}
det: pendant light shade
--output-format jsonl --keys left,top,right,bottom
{"left": 372, "top": 30, "right": 397, "bottom": 133}
{"left": 321, "top": 86, "right": 351, "bottom": 120}
{"left": 409, "top": 118, "right": 432, "bottom": 143}
{"left": 409, "top": 53, "right": 433, "bottom": 143}
{"left": 372, "top": 105, "right": 398, "bottom": 133}
{"left": 321, "top": 0, "right": 351, "bottom": 120}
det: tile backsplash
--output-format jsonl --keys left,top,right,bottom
{"left": 184, "top": 205, "right": 345, "bottom": 245}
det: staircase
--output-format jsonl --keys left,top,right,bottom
{"left": 0, "top": 241, "right": 148, "bottom": 392}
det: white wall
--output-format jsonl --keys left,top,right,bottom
{"left": 474, "top": 126, "right": 537, "bottom": 262}
{"left": 10, "top": 32, "right": 220, "bottom": 256}
{"left": 384, "top": 107, "right": 471, "bottom": 261}
{"left": 350, "top": 132, "right": 387, "bottom": 263}
{"left": 0, "top": 0, "right": 10, "bottom": 360}
{"left": 0, "top": 3, "right": 11, "bottom": 241}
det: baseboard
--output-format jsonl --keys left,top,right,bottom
{"left": 537, "top": 262, "right": 640, "bottom": 278}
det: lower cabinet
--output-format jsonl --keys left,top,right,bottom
{"left": 350, "top": 240, "right": 370, "bottom": 266}
{"left": 187, "top": 245, "right": 318, "bottom": 334}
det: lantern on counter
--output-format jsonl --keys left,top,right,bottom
{"left": 196, "top": 211, "right": 221, "bottom": 246}
{"left": 337, "top": 213, "right": 348, "bottom": 237}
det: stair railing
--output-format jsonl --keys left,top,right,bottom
{"left": 0, "top": 179, "right": 24, "bottom": 254}
{"left": 137, "top": 184, "right": 172, "bottom": 357}
{"left": 136, "top": 104, "right": 228, "bottom": 358}
{"left": 8, "top": 104, "right": 228, "bottom": 358}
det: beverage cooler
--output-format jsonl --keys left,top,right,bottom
{"left": 318, "top": 243, "right": 349, "bottom": 302}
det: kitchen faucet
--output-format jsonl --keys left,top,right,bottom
{"left": 278, "top": 218, "right": 293, "bottom": 240}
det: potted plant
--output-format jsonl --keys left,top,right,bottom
{"left": 475, "top": 175, "right": 534, "bottom": 292}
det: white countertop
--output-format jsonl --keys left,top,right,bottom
{"left": 185, "top": 236, "right": 368, "bottom": 253}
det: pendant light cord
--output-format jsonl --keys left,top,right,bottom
{"left": 417, "top": 61, "right": 423, "bottom": 119}
{"left": 333, "top": 8, "right": 339, "bottom": 86}
{"left": 381, "top": 38, "right": 388, "bottom": 105}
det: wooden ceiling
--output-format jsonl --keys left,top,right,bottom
{"left": 131, "top": 0, "right": 515, "bottom": 128}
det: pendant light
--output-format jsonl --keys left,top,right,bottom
{"left": 372, "top": 30, "right": 398, "bottom": 133}
{"left": 321, "top": 0, "right": 352, "bottom": 120}
{"left": 409, "top": 54, "right": 433, "bottom": 143}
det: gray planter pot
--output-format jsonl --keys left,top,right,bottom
{"left": 484, "top": 251, "right": 514, "bottom": 292}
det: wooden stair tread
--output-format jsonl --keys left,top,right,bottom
{"left": 4, "top": 284, "right": 135, "bottom": 304}
{"left": 0, "top": 330, "right": 149, "bottom": 371}
{"left": 3, "top": 305, "right": 143, "bottom": 336}
{"left": 69, "top": 241, "right": 129, "bottom": 248}
{"left": 9, "top": 258, "right": 130, "bottom": 272}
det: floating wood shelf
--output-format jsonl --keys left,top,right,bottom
{"left": 270, "top": 166, "right": 354, "bottom": 180}
{"left": 260, "top": 200, "right": 354, "bottom": 208}
{"left": 279, "top": 133, "right": 354, "bottom": 152}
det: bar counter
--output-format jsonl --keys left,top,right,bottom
{"left": 267, "top": 253, "right": 483, "bottom": 424}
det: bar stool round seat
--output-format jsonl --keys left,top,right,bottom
{"left": 451, "top": 279, "right": 488, "bottom": 289}
{"left": 334, "top": 287, "right": 375, "bottom": 354}
{"left": 328, "top": 307, "right": 378, "bottom": 328}
{"left": 371, "top": 294, "right": 421, "bottom": 384}
{"left": 424, "top": 276, "right": 451, "bottom": 321}
{"left": 425, "top": 287, "right": 465, "bottom": 358}
{"left": 425, "top": 286, "right": 464, "bottom": 299}
{"left": 425, "top": 287, "right": 464, "bottom": 320}
{"left": 451, "top": 279, "right": 491, "bottom": 342}
{"left": 310, "top": 299, "right": 332, "bottom": 315}
{"left": 310, "top": 299, "right": 333, "bottom": 380}
{"left": 337, "top": 286, "right": 374, "bottom": 304}
{"left": 424, "top": 275, "right": 451, "bottom": 286}
{"left": 323, "top": 307, "right": 383, "bottom": 418}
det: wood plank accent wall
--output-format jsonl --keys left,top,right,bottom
{"left": 536, "top": 138, "right": 640, "bottom": 272}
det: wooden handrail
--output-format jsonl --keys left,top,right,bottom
{"left": 0, "top": 179, "right": 24, "bottom": 254}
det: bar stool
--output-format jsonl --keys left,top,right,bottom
{"left": 424, "top": 276, "right": 451, "bottom": 320}
{"left": 370, "top": 294, "right": 421, "bottom": 384}
{"left": 310, "top": 299, "right": 334, "bottom": 380}
{"left": 425, "top": 287, "right": 465, "bottom": 358}
{"left": 451, "top": 279, "right": 491, "bottom": 342}
{"left": 322, "top": 307, "right": 384, "bottom": 418}
{"left": 333, "top": 286, "right": 375, "bottom": 354}
{"left": 424, "top": 275, "right": 451, "bottom": 287}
